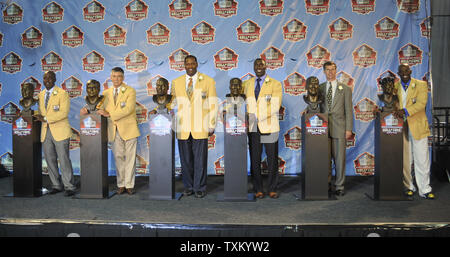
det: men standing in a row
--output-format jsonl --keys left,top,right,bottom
{"left": 34, "top": 71, "right": 76, "bottom": 197}
{"left": 394, "top": 64, "right": 434, "bottom": 199}
{"left": 171, "top": 55, "right": 218, "bottom": 198}
{"left": 97, "top": 67, "right": 140, "bottom": 195}
{"left": 319, "top": 61, "right": 353, "bottom": 197}
{"left": 244, "top": 58, "right": 283, "bottom": 199}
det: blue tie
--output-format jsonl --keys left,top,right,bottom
{"left": 255, "top": 78, "right": 261, "bottom": 100}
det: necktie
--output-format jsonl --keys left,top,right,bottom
{"left": 187, "top": 78, "right": 193, "bottom": 100}
{"left": 326, "top": 82, "right": 333, "bottom": 111}
{"left": 114, "top": 88, "right": 118, "bottom": 104}
{"left": 45, "top": 91, "right": 50, "bottom": 109}
{"left": 255, "top": 78, "right": 261, "bottom": 100}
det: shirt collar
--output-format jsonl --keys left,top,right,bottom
{"left": 255, "top": 74, "right": 267, "bottom": 84}
{"left": 45, "top": 86, "right": 55, "bottom": 95}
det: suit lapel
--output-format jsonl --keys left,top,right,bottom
{"left": 331, "top": 85, "right": 343, "bottom": 110}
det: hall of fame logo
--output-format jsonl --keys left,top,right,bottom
{"left": 305, "top": 114, "right": 328, "bottom": 135}
{"left": 261, "top": 156, "right": 286, "bottom": 175}
{"left": 353, "top": 152, "right": 375, "bottom": 176}
{"left": 214, "top": 47, "right": 238, "bottom": 71}
{"left": 21, "top": 77, "right": 42, "bottom": 98}
{"left": 351, "top": 0, "right": 375, "bottom": 15}
{"left": 284, "top": 72, "right": 306, "bottom": 96}
{"left": 22, "top": 26, "right": 43, "bottom": 48}
{"left": 398, "top": 43, "right": 422, "bottom": 67}
{"left": 381, "top": 113, "right": 403, "bottom": 135}
{"left": 149, "top": 114, "right": 172, "bottom": 136}
{"left": 3, "top": 3, "right": 23, "bottom": 24}
{"left": 397, "top": 0, "right": 419, "bottom": 13}
{"left": 354, "top": 97, "right": 377, "bottom": 122}
{"left": 214, "top": 155, "right": 225, "bottom": 175}
{"left": 236, "top": 20, "right": 261, "bottom": 43}
{"left": 169, "top": 0, "right": 192, "bottom": 19}
{"left": 13, "top": 116, "right": 31, "bottom": 136}
{"left": 346, "top": 131, "right": 356, "bottom": 148}
{"left": 80, "top": 115, "right": 100, "bottom": 136}
{"left": 147, "top": 23, "right": 170, "bottom": 46}
{"left": 41, "top": 51, "right": 63, "bottom": 72}
{"left": 104, "top": 24, "right": 126, "bottom": 47}
{"left": 259, "top": 0, "right": 283, "bottom": 16}
{"left": 169, "top": 48, "right": 189, "bottom": 71}
{"left": 283, "top": 19, "right": 307, "bottom": 42}
{"left": 214, "top": 0, "right": 237, "bottom": 18}
{"left": 192, "top": 21, "right": 215, "bottom": 44}
{"left": 420, "top": 17, "right": 431, "bottom": 38}
{"left": 61, "top": 76, "right": 83, "bottom": 98}
{"left": 83, "top": 0, "right": 105, "bottom": 22}
{"left": 0, "top": 152, "right": 13, "bottom": 171}
{"left": 352, "top": 44, "right": 377, "bottom": 68}
{"left": 337, "top": 71, "right": 355, "bottom": 93}
{"left": 62, "top": 25, "right": 84, "bottom": 48}
{"left": 329, "top": 17, "right": 353, "bottom": 41}
{"left": 125, "top": 0, "right": 148, "bottom": 21}
{"left": 208, "top": 134, "right": 216, "bottom": 150}
{"left": 284, "top": 126, "right": 302, "bottom": 150}
{"left": 125, "top": 49, "right": 148, "bottom": 72}
{"left": 2, "top": 52, "right": 22, "bottom": 74}
{"left": 260, "top": 46, "right": 284, "bottom": 70}
{"left": 136, "top": 102, "right": 148, "bottom": 124}
{"left": 376, "top": 70, "right": 399, "bottom": 92}
{"left": 306, "top": 45, "right": 330, "bottom": 69}
{"left": 82, "top": 51, "right": 105, "bottom": 73}
{"left": 70, "top": 128, "right": 81, "bottom": 150}
{"left": 305, "top": 0, "right": 329, "bottom": 16}
{"left": 42, "top": 2, "right": 64, "bottom": 24}
{"left": 135, "top": 154, "right": 148, "bottom": 175}
{"left": 147, "top": 75, "right": 167, "bottom": 96}
{"left": 374, "top": 17, "right": 400, "bottom": 40}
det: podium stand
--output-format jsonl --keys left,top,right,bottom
{"left": 10, "top": 112, "right": 42, "bottom": 197}
{"left": 370, "top": 112, "right": 407, "bottom": 200}
{"left": 78, "top": 113, "right": 113, "bottom": 199}
{"left": 147, "top": 111, "right": 181, "bottom": 200}
{"left": 298, "top": 113, "right": 333, "bottom": 200}
{"left": 218, "top": 97, "right": 255, "bottom": 202}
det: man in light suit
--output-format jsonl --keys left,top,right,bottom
{"left": 97, "top": 67, "right": 140, "bottom": 195}
{"left": 393, "top": 64, "right": 434, "bottom": 199}
{"left": 171, "top": 55, "right": 218, "bottom": 198}
{"left": 243, "top": 58, "right": 282, "bottom": 199}
{"left": 319, "top": 61, "right": 353, "bottom": 197}
{"left": 34, "top": 71, "right": 76, "bottom": 197}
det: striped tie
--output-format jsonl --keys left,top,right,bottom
{"left": 326, "top": 82, "right": 333, "bottom": 111}
{"left": 187, "top": 78, "right": 193, "bottom": 100}
{"left": 45, "top": 91, "right": 50, "bottom": 109}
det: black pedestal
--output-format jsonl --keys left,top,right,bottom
{"left": 371, "top": 112, "right": 407, "bottom": 200}
{"left": 298, "top": 113, "right": 333, "bottom": 200}
{"left": 146, "top": 112, "right": 181, "bottom": 200}
{"left": 218, "top": 99, "right": 255, "bottom": 202}
{"left": 78, "top": 113, "right": 113, "bottom": 199}
{"left": 10, "top": 113, "right": 42, "bottom": 197}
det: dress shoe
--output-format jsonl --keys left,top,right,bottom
{"left": 255, "top": 192, "right": 265, "bottom": 199}
{"left": 126, "top": 188, "right": 135, "bottom": 195}
{"left": 269, "top": 192, "right": 279, "bottom": 199}
{"left": 405, "top": 189, "right": 414, "bottom": 197}
{"left": 117, "top": 187, "right": 126, "bottom": 195}
{"left": 195, "top": 191, "right": 206, "bottom": 198}
{"left": 183, "top": 189, "right": 194, "bottom": 196}
{"left": 421, "top": 192, "right": 435, "bottom": 200}
{"left": 49, "top": 188, "right": 63, "bottom": 195}
{"left": 335, "top": 189, "right": 345, "bottom": 196}
{"left": 64, "top": 190, "right": 75, "bottom": 197}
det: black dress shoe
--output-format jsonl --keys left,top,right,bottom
{"left": 64, "top": 190, "right": 76, "bottom": 197}
{"left": 335, "top": 189, "right": 345, "bottom": 196}
{"left": 183, "top": 189, "right": 194, "bottom": 196}
{"left": 49, "top": 188, "right": 63, "bottom": 194}
{"left": 195, "top": 191, "right": 206, "bottom": 198}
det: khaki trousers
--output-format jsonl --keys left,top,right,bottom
{"left": 112, "top": 130, "right": 137, "bottom": 189}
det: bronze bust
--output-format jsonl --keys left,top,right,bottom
{"left": 84, "top": 79, "right": 104, "bottom": 113}
{"left": 152, "top": 77, "right": 172, "bottom": 114}
{"left": 19, "top": 82, "right": 38, "bottom": 115}
{"left": 303, "top": 76, "right": 324, "bottom": 113}
{"left": 378, "top": 76, "right": 399, "bottom": 113}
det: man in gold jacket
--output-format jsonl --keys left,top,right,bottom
{"left": 171, "top": 55, "right": 218, "bottom": 198}
{"left": 394, "top": 64, "right": 434, "bottom": 199}
{"left": 35, "top": 71, "right": 76, "bottom": 196}
{"left": 243, "top": 58, "right": 282, "bottom": 199}
{"left": 98, "top": 67, "right": 140, "bottom": 195}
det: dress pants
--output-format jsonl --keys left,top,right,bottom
{"left": 248, "top": 132, "right": 279, "bottom": 193}
{"left": 43, "top": 129, "right": 75, "bottom": 191}
{"left": 328, "top": 137, "right": 346, "bottom": 191}
{"left": 178, "top": 135, "right": 208, "bottom": 193}
{"left": 112, "top": 130, "right": 137, "bottom": 189}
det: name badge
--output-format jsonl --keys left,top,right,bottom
{"left": 265, "top": 94, "right": 271, "bottom": 102}
{"left": 202, "top": 91, "right": 207, "bottom": 99}
{"left": 53, "top": 105, "right": 60, "bottom": 111}
{"left": 120, "top": 102, "right": 126, "bottom": 108}
{"left": 412, "top": 98, "right": 416, "bottom": 104}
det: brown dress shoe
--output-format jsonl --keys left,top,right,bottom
{"left": 269, "top": 192, "right": 279, "bottom": 199}
{"left": 126, "top": 188, "right": 135, "bottom": 195}
{"left": 117, "top": 187, "right": 125, "bottom": 195}
{"left": 255, "top": 192, "right": 265, "bottom": 199}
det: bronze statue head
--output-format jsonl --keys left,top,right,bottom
{"left": 155, "top": 77, "right": 169, "bottom": 96}
{"left": 86, "top": 79, "right": 101, "bottom": 98}
{"left": 305, "top": 76, "right": 320, "bottom": 97}
{"left": 229, "top": 78, "right": 242, "bottom": 97}
{"left": 380, "top": 76, "right": 395, "bottom": 96}
{"left": 21, "top": 82, "right": 35, "bottom": 100}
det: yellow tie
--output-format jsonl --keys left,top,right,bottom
{"left": 187, "top": 78, "right": 193, "bottom": 100}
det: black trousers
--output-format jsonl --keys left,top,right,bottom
{"left": 178, "top": 135, "right": 208, "bottom": 193}
{"left": 248, "top": 132, "right": 279, "bottom": 193}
